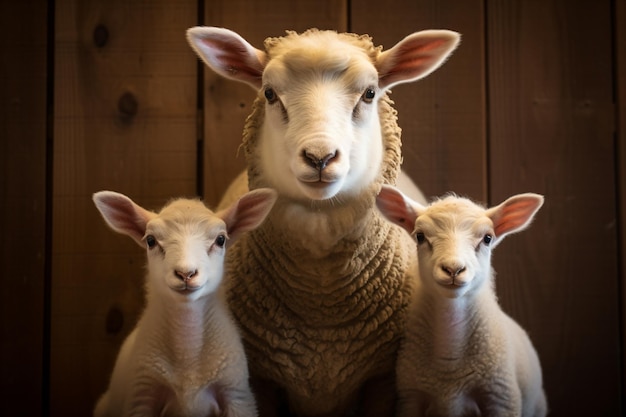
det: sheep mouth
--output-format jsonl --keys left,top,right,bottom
{"left": 170, "top": 284, "right": 202, "bottom": 294}
{"left": 301, "top": 179, "right": 336, "bottom": 189}
{"left": 436, "top": 280, "right": 467, "bottom": 289}
{"left": 295, "top": 175, "right": 345, "bottom": 200}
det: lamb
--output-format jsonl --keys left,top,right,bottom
{"left": 376, "top": 184, "right": 548, "bottom": 417}
{"left": 186, "top": 27, "right": 460, "bottom": 416}
{"left": 92, "top": 188, "right": 277, "bottom": 417}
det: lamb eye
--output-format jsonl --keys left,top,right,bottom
{"left": 483, "top": 234, "right": 493, "bottom": 245}
{"left": 415, "top": 232, "right": 426, "bottom": 245}
{"left": 215, "top": 234, "right": 226, "bottom": 248}
{"left": 146, "top": 235, "right": 157, "bottom": 249}
{"left": 362, "top": 88, "right": 376, "bottom": 103}
{"left": 264, "top": 87, "right": 277, "bottom": 104}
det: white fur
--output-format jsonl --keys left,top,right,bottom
{"left": 377, "top": 185, "right": 548, "bottom": 417}
{"left": 92, "top": 189, "right": 276, "bottom": 417}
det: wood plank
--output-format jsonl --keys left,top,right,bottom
{"left": 0, "top": 1, "right": 47, "bottom": 415}
{"left": 51, "top": 0, "right": 197, "bottom": 415}
{"left": 201, "top": 0, "right": 348, "bottom": 206}
{"left": 487, "top": 0, "right": 621, "bottom": 415}
{"left": 351, "top": 0, "right": 487, "bottom": 202}
{"left": 617, "top": 0, "right": 626, "bottom": 406}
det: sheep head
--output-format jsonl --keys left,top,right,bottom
{"left": 93, "top": 189, "right": 277, "bottom": 301}
{"left": 187, "top": 27, "right": 460, "bottom": 203}
{"left": 376, "top": 185, "right": 544, "bottom": 298}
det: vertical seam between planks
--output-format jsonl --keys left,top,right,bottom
{"left": 196, "top": 0, "right": 205, "bottom": 198}
{"left": 43, "top": 0, "right": 55, "bottom": 414}
{"left": 483, "top": 0, "right": 492, "bottom": 205}
{"left": 610, "top": 0, "right": 626, "bottom": 412}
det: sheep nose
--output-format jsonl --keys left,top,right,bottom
{"left": 441, "top": 264, "right": 466, "bottom": 278}
{"left": 175, "top": 269, "right": 198, "bottom": 282}
{"left": 303, "top": 150, "right": 337, "bottom": 171}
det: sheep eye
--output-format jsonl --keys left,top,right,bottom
{"left": 215, "top": 234, "right": 226, "bottom": 248}
{"left": 362, "top": 88, "right": 376, "bottom": 103}
{"left": 483, "top": 234, "right": 493, "bottom": 245}
{"left": 415, "top": 232, "right": 426, "bottom": 245}
{"left": 146, "top": 235, "right": 157, "bottom": 249}
{"left": 264, "top": 87, "right": 278, "bottom": 104}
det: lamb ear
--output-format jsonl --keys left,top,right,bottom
{"left": 376, "top": 184, "right": 424, "bottom": 235}
{"left": 186, "top": 26, "right": 266, "bottom": 90}
{"left": 486, "top": 193, "right": 544, "bottom": 246}
{"left": 377, "top": 30, "right": 461, "bottom": 90}
{"left": 93, "top": 191, "right": 156, "bottom": 247}
{"left": 218, "top": 188, "right": 277, "bottom": 242}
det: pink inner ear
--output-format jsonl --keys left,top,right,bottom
{"left": 199, "top": 36, "right": 264, "bottom": 82}
{"left": 221, "top": 190, "right": 276, "bottom": 240}
{"left": 398, "top": 38, "right": 449, "bottom": 56}
{"left": 383, "top": 40, "right": 447, "bottom": 79}
{"left": 95, "top": 193, "right": 149, "bottom": 244}
{"left": 376, "top": 187, "right": 417, "bottom": 234}
{"left": 493, "top": 198, "right": 541, "bottom": 237}
{"left": 378, "top": 31, "right": 458, "bottom": 89}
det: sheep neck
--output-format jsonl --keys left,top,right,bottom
{"left": 416, "top": 287, "right": 494, "bottom": 362}
{"left": 142, "top": 289, "right": 224, "bottom": 361}
{"left": 227, "top": 204, "right": 414, "bottom": 328}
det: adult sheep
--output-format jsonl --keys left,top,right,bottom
{"left": 187, "top": 27, "right": 460, "bottom": 417}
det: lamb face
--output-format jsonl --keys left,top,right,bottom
{"left": 413, "top": 198, "right": 494, "bottom": 299}
{"left": 143, "top": 200, "right": 228, "bottom": 301}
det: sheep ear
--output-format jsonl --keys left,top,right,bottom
{"left": 186, "top": 26, "right": 266, "bottom": 90}
{"left": 93, "top": 191, "right": 156, "bottom": 247}
{"left": 377, "top": 30, "right": 461, "bottom": 90}
{"left": 218, "top": 188, "right": 277, "bottom": 242}
{"left": 376, "top": 184, "right": 424, "bottom": 235}
{"left": 486, "top": 193, "right": 544, "bottom": 246}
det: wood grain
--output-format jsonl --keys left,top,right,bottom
{"left": 0, "top": 1, "right": 47, "bottom": 415}
{"left": 617, "top": 0, "right": 626, "bottom": 405}
{"left": 487, "top": 0, "right": 621, "bottom": 415}
{"left": 51, "top": 0, "right": 197, "bottom": 415}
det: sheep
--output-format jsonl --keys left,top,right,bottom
{"left": 376, "top": 184, "right": 548, "bottom": 417}
{"left": 92, "top": 188, "right": 277, "bottom": 417}
{"left": 186, "top": 27, "right": 460, "bottom": 416}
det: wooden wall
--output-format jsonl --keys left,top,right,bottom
{"left": 1, "top": 0, "right": 624, "bottom": 415}
{"left": 0, "top": 0, "right": 48, "bottom": 415}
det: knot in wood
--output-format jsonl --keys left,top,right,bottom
{"left": 93, "top": 24, "right": 109, "bottom": 48}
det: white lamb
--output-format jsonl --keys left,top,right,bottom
{"left": 186, "top": 27, "right": 460, "bottom": 416}
{"left": 376, "top": 185, "right": 547, "bottom": 417}
{"left": 92, "top": 188, "right": 277, "bottom": 417}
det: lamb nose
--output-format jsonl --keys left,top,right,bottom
{"left": 303, "top": 150, "right": 337, "bottom": 171}
{"left": 175, "top": 269, "right": 198, "bottom": 282}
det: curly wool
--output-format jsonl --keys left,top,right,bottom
{"left": 226, "top": 30, "right": 415, "bottom": 416}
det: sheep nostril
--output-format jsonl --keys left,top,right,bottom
{"left": 175, "top": 270, "right": 198, "bottom": 282}
{"left": 442, "top": 265, "right": 466, "bottom": 278}
{"left": 303, "top": 150, "right": 337, "bottom": 171}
